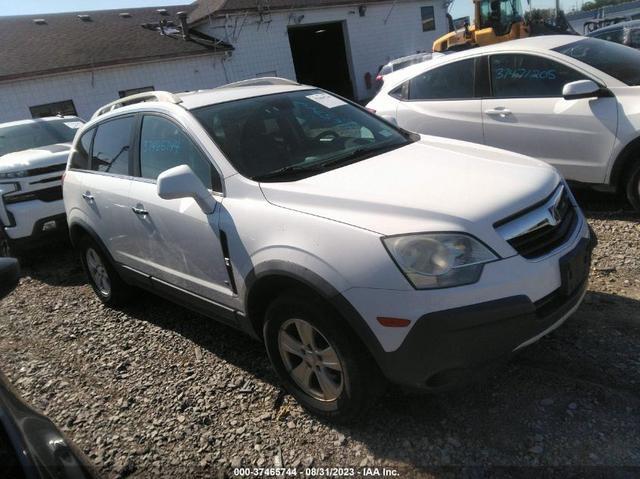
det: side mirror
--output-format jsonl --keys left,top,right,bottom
{"left": 562, "top": 80, "right": 606, "bottom": 100}
{"left": 157, "top": 165, "right": 217, "bottom": 214}
{"left": 0, "top": 257, "right": 20, "bottom": 300}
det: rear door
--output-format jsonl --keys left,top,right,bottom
{"left": 126, "top": 113, "right": 233, "bottom": 306}
{"left": 394, "top": 57, "right": 485, "bottom": 144}
{"left": 75, "top": 115, "right": 138, "bottom": 263}
{"left": 481, "top": 52, "right": 618, "bottom": 183}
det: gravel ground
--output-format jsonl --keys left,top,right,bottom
{"left": 1, "top": 190, "right": 639, "bottom": 478}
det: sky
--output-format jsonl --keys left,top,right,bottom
{"left": 1, "top": 0, "right": 574, "bottom": 21}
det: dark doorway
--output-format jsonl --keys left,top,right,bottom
{"left": 287, "top": 21, "right": 354, "bottom": 99}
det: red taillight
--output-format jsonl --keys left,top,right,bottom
{"left": 366, "top": 107, "right": 376, "bottom": 114}
{"left": 377, "top": 317, "right": 411, "bottom": 327}
{"left": 376, "top": 75, "right": 384, "bottom": 82}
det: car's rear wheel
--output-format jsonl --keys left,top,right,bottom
{"left": 263, "top": 290, "right": 384, "bottom": 422}
{"left": 78, "top": 237, "right": 130, "bottom": 306}
{"left": 626, "top": 161, "right": 640, "bottom": 211}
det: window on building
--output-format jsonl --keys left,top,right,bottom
{"left": 490, "top": 54, "right": 587, "bottom": 98}
{"left": 139, "top": 115, "right": 221, "bottom": 191}
{"left": 91, "top": 116, "right": 134, "bottom": 175}
{"left": 408, "top": 58, "right": 476, "bottom": 100}
{"left": 421, "top": 6, "right": 436, "bottom": 32}
{"left": 118, "top": 86, "right": 154, "bottom": 98}
{"left": 29, "top": 100, "right": 77, "bottom": 118}
{"left": 69, "top": 128, "right": 95, "bottom": 170}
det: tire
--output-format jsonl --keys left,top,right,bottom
{"left": 626, "top": 161, "right": 640, "bottom": 211}
{"left": 263, "top": 290, "right": 385, "bottom": 422}
{"left": 78, "top": 236, "right": 131, "bottom": 306}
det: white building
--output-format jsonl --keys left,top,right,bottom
{"left": 0, "top": 0, "right": 447, "bottom": 123}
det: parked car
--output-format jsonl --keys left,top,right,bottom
{"left": 64, "top": 81, "right": 593, "bottom": 421}
{"left": 0, "top": 257, "right": 96, "bottom": 478}
{"left": 586, "top": 19, "right": 640, "bottom": 49}
{"left": 367, "top": 35, "right": 640, "bottom": 210}
{"left": 0, "top": 116, "right": 84, "bottom": 256}
{"left": 375, "top": 52, "right": 443, "bottom": 89}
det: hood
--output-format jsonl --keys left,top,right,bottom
{"left": 260, "top": 136, "right": 561, "bottom": 256}
{"left": 0, "top": 143, "right": 71, "bottom": 174}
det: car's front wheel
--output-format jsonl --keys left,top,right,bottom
{"left": 627, "top": 162, "right": 640, "bottom": 211}
{"left": 78, "top": 237, "right": 130, "bottom": 306}
{"left": 263, "top": 290, "right": 384, "bottom": 422}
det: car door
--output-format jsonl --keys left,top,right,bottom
{"left": 394, "top": 57, "right": 485, "bottom": 144}
{"left": 482, "top": 52, "right": 618, "bottom": 184}
{"left": 78, "top": 115, "right": 138, "bottom": 264}
{"left": 126, "top": 113, "right": 233, "bottom": 306}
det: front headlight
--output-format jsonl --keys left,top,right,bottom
{"left": 382, "top": 233, "right": 498, "bottom": 289}
{"left": 0, "top": 170, "right": 28, "bottom": 179}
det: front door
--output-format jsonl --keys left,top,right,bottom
{"left": 482, "top": 53, "right": 618, "bottom": 183}
{"left": 127, "top": 114, "right": 232, "bottom": 305}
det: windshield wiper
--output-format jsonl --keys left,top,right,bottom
{"left": 253, "top": 143, "right": 406, "bottom": 182}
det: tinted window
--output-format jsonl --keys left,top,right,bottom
{"left": 69, "top": 129, "right": 94, "bottom": 170}
{"left": 139, "top": 115, "right": 220, "bottom": 191}
{"left": 553, "top": 38, "right": 640, "bottom": 86}
{"left": 193, "top": 89, "right": 411, "bottom": 181}
{"left": 91, "top": 117, "right": 133, "bottom": 175}
{"left": 590, "top": 28, "right": 625, "bottom": 44}
{"left": 490, "top": 54, "right": 586, "bottom": 97}
{"left": 0, "top": 119, "right": 82, "bottom": 157}
{"left": 409, "top": 59, "right": 475, "bottom": 100}
{"left": 628, "top": 28, "right": 640, "bottom": 48}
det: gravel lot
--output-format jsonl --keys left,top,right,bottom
{"left": 1, "top": 190, "right": 639, "bottom": 478}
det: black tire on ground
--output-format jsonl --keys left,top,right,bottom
{"left": 263, "top": 289, "right": 385, "bottom": 422}
{"left": 78, "top": 236, "right": 131, "bottom": 306}
{"left": 626, "top": 162, "right": 640, "bottom": 211}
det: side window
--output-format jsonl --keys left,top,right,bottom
{"left": 69, "top": 129, "right": 94, "bottom": 170}
{"left": 91, "top": 117, "right": 134, "bottom": 175}
{"left": 408, "top": 58, "right": 475, "bottom": 100}
{"left": 591, "top": 28, "right": 624, "bottom": 45}
{"left": 139, "top": 115, "right": 221, "bottom": 192}
{"left": 490, "top": 54, "right": 587, "bottom": 98}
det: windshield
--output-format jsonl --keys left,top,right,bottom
{"left": 0, "top": 119, "right": 82, "bottom": 157}
{"left": 193, "top": 89, "right": 412, "bottom": 181}
{"left": 479, "top": 0, "right": 523, "bottom": 34}
{"left": 553, "top": 38, "right": 640, "bottom": 86}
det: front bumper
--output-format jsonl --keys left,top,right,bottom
{"left": 341, "top": 218, "right": 595, "bottom": 390}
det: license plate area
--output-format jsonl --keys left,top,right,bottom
{"left": 559, "top": 238, "right": 591, "bottom": 296}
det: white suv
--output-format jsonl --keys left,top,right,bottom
{"left": 367, "top": 35, "right": 640, "bottom": 210}
{"left": 64, "top": 81, "right": 594, "bottom": 421}
{"left": 0, "top": 116, "right": 84, "bottom": 256}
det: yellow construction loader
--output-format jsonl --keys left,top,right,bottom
{"left": 433, "top": 0, "right": 573, "bottom": 53}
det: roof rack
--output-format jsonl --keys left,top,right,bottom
{"left": 92, "top": 91, "right": 183, "bottom": 119}
{"left": 217, "top": 77, "right": 300, "bottom": 89}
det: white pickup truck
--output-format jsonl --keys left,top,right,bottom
{"left": 0, "top": 116, "right": 83, "bottom": 256}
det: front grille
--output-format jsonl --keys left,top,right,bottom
{"left": 26, "top": 163, "right": 66, "bottom": 176}
{"left": 496, "top": 186, "right": 578, "bottom": 259}
{"left": 4, "top": 186, "right": 63, "bottom": 204}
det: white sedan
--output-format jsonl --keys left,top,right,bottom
{"left": 367, "top": 35, "right": 640, "bottom": 210}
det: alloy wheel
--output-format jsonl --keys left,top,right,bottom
{"left": 278, "top": 318, "right": 344, "bottom": 402}
{"left": 86, "top": 247, "right": 111, "bottom": 297}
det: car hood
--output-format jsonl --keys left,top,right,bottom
{"left": 259, "top": 136, "right": 561, "bottom": 256}
{"left": 0, "top": 143, "right": 71, "bottom": 173}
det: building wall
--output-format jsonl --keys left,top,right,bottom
{"left": 196, "top": 0, "right": 448, "bottom": 100}
{"left": 0, "top": 54, "right": 228, "bottom": 123}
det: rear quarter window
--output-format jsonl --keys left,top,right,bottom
{"left": 69, "top": 129, "right": 94, "bottom": 170}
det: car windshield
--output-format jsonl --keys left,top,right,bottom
{"left": 553, "top": 37, "right": 640, "bottom": 86}
{"left": 193, "top": 89, "right": 413, "bottom": 181}
{"left": 0, "top": 119, "right": 81, "bottom": 157}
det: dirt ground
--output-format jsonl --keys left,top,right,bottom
{"left": 0, "top": 190, "right": 639, "bottom": 478}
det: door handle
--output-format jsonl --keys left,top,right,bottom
{"left": 82, "top": 193, "right": 94, "bottom": 202}
{"left": 485, "top": 108, "right": 512, "bottom": 117}
{"left": 131, "top": 207, "right": 149, "bottom": 216}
